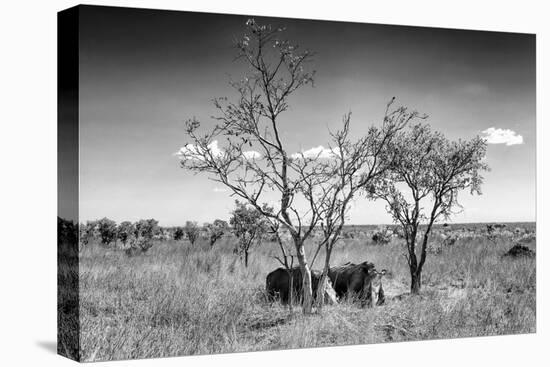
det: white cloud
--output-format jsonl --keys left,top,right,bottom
{"left": 176, "top": 142, "right": 263, "bottom": 161}
{"left": 175, "top": 140, "right": 224, "bottom": 160}
{"left": 242, "top": 150, "right": 262, "bottom": 159}
{"left": 291, "top": 145, "right": 339, "bottom": 160}
{"left": 481, "top": 127, "right": 524, "bottom": 146}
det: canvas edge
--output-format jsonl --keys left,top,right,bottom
{"left": 57, "top": 4, "right": 81, "bottom": 362}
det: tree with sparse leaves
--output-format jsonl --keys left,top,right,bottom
{"left": 306, "top": 103, "right": 425, "bottom": 307}
{"left": 230, "top": 201, "right": 270, "bottom": 267}
{"left": 178, "top": 19, "right": 326, "bottom": 313}
{"left": 184, "top": 221, "right": 200, "bottom": 245}
{"left": 204, "top": 219, "right": 229, "bottom": 247}
{"left": 370, "top": 123, "right": 488, "bottom": 294}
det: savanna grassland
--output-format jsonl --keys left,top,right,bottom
{"left": 77, "top": 223, "right": 536, "bottom": 362}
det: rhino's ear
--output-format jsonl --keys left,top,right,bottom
{"left": 379, "top": 269, "right": 387, "bottom": 276}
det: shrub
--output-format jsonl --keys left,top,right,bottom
{"left": 135, "top": 219, "right": 159, "bottom": 252}
{"left": 174, "top": 227, "right": 185, "bottom": 241}
{"left": 97, "top": 218, "right": 117, "bottom": 246}
{"left": 204, "top": 219, "right": 229, "bottom": 247}
{"left": 372, "top": 226, "right": 391, "bottom": 245}
{"left": 117, "top": 221, "right": 134, "bottom": 246}
{"left": 124, "top": 219, "right": 159, "bottom": 255}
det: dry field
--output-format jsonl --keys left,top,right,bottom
{"left": 77, "top": 223, "right": 536, "bottom": 362}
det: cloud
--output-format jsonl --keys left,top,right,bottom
{"left": 291, "top": 145, "right": 339, "bottom": 160}
{"left": 481, "top": 127, "right": 524, "bottom": 146}
{"left": 175, "top": 140, "right": 224, "bottom": 160}
{"left": 242, "top": 150, "right": 261, "bottom": 159}
{"left": 175, "top": 142, "right": 263, "bottom": 161}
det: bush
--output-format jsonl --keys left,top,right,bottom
{"left": 133, "top": 219, "right": 159, "bottom": 253}
{"left": 123, "top": 219, "right": 159, "bottom": 255}
{"left": 174, "top": 227, "right": 185, "bottom": 241}
{"left": 204, "top": 219, "right": 229, "bottom": 247}
{"left": 97, "top": 218, "right": 117, "bottom": 246}
{"left": 372, "top": 226, "right": 391, "bottom": 245}
{"left": 117, "top": 221, "right": 134, "bottom": 245}
{"left": 503, "top": 244, "right": 535, "bottom": 258}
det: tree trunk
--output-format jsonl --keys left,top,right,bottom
{"left": 244, "top": 250, "right": 249, "bottom": 267}
{"left": 294, "top": 239, "right": 313, "bottom": 314}
{"left": 407, "top": 234, "right": 422, "bottom": 295}
{"left": 411, "top": 269, "right": 422, "bottom": 294}
{"left": 301, "top": 266, "right": 313, "bottom": 314}
{"left": 288, "top": 267, "right": 294, "bottom": 308}
{"left": 315, "top": 252, "right": 332, "bottom": 309}
{"left": 315, "top": 271, "right": 328, "bottom": 309}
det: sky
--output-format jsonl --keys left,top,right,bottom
{"left": 77, "top": 5, "right": 536, "bottom": 226}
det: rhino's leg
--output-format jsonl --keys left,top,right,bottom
{"left": 361, "top": 287, "right": 374, "bottom": 308}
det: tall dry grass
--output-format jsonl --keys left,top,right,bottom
{"left": 78, "top": 228, "right": 536, "bottom": 361}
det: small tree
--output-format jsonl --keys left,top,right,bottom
{"left": 96, "top": 217, "right": 117, "bottom": 246}
{"left": 371, "top": 123, "right": 488, "bottom": 294}
{"left": 230, "top": 201, "right": 269, "bottom": 267}
{"left": 173, "top": 227, "right": 185, "bottom": 241}
{"left": 306, "top": 103, "right": 423, "bottom": 307}
{"left": 204, "top": 219, "right": 229, "bottom": 247}
{"left": 184, "top": 221, "right": 200, "bottom": 245}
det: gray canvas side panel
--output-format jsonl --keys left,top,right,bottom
{"left": 57, "top": 5, "right": 80, "bottom": 362}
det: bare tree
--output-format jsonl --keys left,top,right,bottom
{"left": 371, "top": 123, "right": 488, "bottom": 293}
{"left": 178, "top": 19, "right": 325, "bottom": 313}
{"left": 307, "top": 103, "right": 424, "bottom": 307}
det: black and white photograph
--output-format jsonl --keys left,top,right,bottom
{"left": 55, "top": 4, "right": 539, "bottom": 362}
{"left": 14, "top": 1, "right": 545, "bottom": 365}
